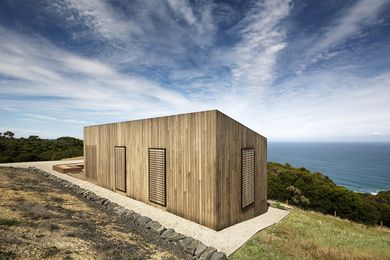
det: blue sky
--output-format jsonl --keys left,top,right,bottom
{"left": 0, "top": 0, "right": 389, "bottom": 141}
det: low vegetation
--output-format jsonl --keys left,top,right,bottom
{"left": 231, "top": 208, "right": 390, "bottom": 260}
{"left": 0, "top": 167, "right": 189, "bottom": 259}
{"left": 268, "top": 162, "right": 390, "bottom": 227}
{"left": 0, "top": 131, "right": 83, "bottom": 162}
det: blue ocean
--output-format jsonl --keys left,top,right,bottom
{"left": 268, "top": 142, "right": 390, "bottom": 194}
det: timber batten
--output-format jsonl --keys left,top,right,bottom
{"left": 84, "top": 109, "right": 267, "bottom": 230}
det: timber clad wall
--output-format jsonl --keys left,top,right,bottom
{"left": 215, "top": 112, "right": 267, "bottom": 230}
{"left": 84, "top": 110, "right": 267, "bottom": 230}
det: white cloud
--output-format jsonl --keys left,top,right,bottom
{"left": 165, "top": 0, "right": 215, "bottom": 37}
{"left": 50, "top": 0, "right": 140, "bottom": 40}
{"left": 229, "top": 0, "right": 291, "bottom": 85}
{"left": 166, "top": 0, "right": 197, "bottom": 25}
{"left": 0, "top": 26, "right": 199, "bottom": 127}
{"left": 311, "top": 0, "right": 389, "bottom": 53}
{"left": 250, "top": 72, "right": 390, "bottom": 140}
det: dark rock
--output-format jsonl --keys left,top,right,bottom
{"left": 114, "top": 206, "right": 126, "bottom": 215}
{"left": 179, "top": 237, "right": 199, "bottom": 255}
{"left": 208, "top": 252, "right": 227, "bottom": 260}
{"left": 123, "top": 211, "right": 136, "bottom": 221}
{"left": 145, "top": 220, "right": 161, "bottom": 231}
{"left": 105, "top": 201, "right": 117, "bottom": 210}
{"left": 131, "top": 213, "right": 141, "bottom": 222}
{"left": 81, "top": 191, "right": 89, "bottom": 196}
{"left": 168, "top": 232, "right": 186, "bottom": 242}
{"left": 97, "top": 198, "right": 107, "bottom": 205}
{"left": 109, "top": 202, "right": 119, "bottom": 208}
{"left": 76, "top": 189, "right": 85, "bottom": 195}
{"left": 160, "top": 228, "right": 175, "bottom": 239}
{"left": 135, "top": 216, "right": 151, "bottom": 227}
{"left": 155, "top": 225, "right": 166, "bottom": 235}
{"left": 122, "top": 209, "right": 134, "bottom": 216}
{"left": 87, "top": 194, "right": 98, "bottom": 201}
{"left": 199, "top": 247, "right": 217, "bottom": 260}
{"left": 194, "top": 242, "right": 208, "bottom": 257}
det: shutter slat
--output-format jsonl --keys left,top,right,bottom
{"left": 149, "top": 148, "right": 166, "bottom": 206}
{"left": 115, "top": 147, "right": 126, "bottom": 192}
{"left": 242, "top": 148, "right": 255, "bottom": 208}
{"left": 85, "top": 145, "right": 97, "bottom": 180}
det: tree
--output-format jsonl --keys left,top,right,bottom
{"left": 0, "top": 134, "right": 83, "bottom": 163}
{"left": 3, "top": 131, "right": 15, "bottom": 139}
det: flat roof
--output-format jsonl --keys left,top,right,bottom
{"left": 84, "top": 109, "right": 266, "bottom": 139}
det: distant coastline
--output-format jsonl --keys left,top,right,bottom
{"left": 268, "top": 142, "right": 390, "bottom": 194}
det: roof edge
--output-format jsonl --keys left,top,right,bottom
{"left": 84, "top": 109, "right": 218, "bottom": 128}
{"left": 215, "top": 110, "right": 267, "bottom": 140}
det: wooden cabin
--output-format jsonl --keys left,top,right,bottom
{"left": 84, "top": 110, "right": 267, "bottom": 230}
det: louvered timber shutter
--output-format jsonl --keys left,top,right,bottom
{"left": 85, "top": 145, "right": 97, "bottom": 180}
{"left": 115, "top": 146, "right": 126, "bottom": 192}
{"left": 242, "top": 148, "right": 255, "bottom": 208}
{"left": 148, "top": 148, "right": 166, "bottom": 206}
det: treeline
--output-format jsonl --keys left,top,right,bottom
{"left": 0, "top": 131, "right": 83, "bottom": 163}
{"left": 268, "top": 162, "right": 390, "bottom": 227}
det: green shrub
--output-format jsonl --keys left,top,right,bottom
{"left": 268, "top": 162, "right": 390, "bottom": 227}
{"left": 0, "top": 132, "right": 83, "bottom": 163}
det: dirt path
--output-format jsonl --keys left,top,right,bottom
{"left": 0, "top": 167, "right": 190, "bottom": 259}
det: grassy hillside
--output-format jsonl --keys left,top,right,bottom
{"left": 268, "top": 162, "right": 390, "bottom": 227}
{"left": 231, "top": 207, "right": 390, "bottom": 260}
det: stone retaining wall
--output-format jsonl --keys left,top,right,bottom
{"left": 28, "top": 167, "right": 227, "bottom": 260}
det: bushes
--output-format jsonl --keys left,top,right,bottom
{"left": 268, "top": 162, "right": 390, "bottom": 227}
{"left": 0, "top": 132, "right": 83, "bottom": 163}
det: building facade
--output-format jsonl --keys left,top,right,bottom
{"left": 84, "top": 110, "right": 267, "bottom": 230}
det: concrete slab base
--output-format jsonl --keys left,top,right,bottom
{"left": 0, "top": 160, "right": 290, "bottom": 256}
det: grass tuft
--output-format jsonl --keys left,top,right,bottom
{"left": 0, "top": 250, "right": 16, "bottom": 260}
{"left": 0, "top": 218, "right": 18, "bottom": 227}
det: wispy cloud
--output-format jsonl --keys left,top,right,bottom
{"left": 49, "top": 0, "right": 140, "bottom": 41}
{"left": 311, "top": 0, "right": 389, "bottom": 54}
{"left": 230, "top": 0, "right": 291, "bottom": 84}
{"left": 0, "top": 25, "right": 199, "bottom": 128}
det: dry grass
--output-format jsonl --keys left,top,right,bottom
{"left": 231, "top": 207, "right": 390, "bottom": 260}
{"left": 0, "top": 167, "right": 189, "bottom": 259}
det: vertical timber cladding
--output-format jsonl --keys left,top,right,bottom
{"left": 85, "top": 145, "right": 97, "bottom": 180}
{"left": 114, "top": 146, "right": 126, "bottom": 192}
{"left": 215, "top": 110, "right": 266, "bottom": 230}
{"left": 84, "top": 110, "right": 266, "bottom": 230}
{"left": 241, "top": 148, "right": 255, "bottom": 208}
{"left": 148, "top": 148, "right": 166, "bottom": 206}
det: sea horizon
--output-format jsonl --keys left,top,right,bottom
{"left": 268, "top": 141, "right": 390, "bottom": 194}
